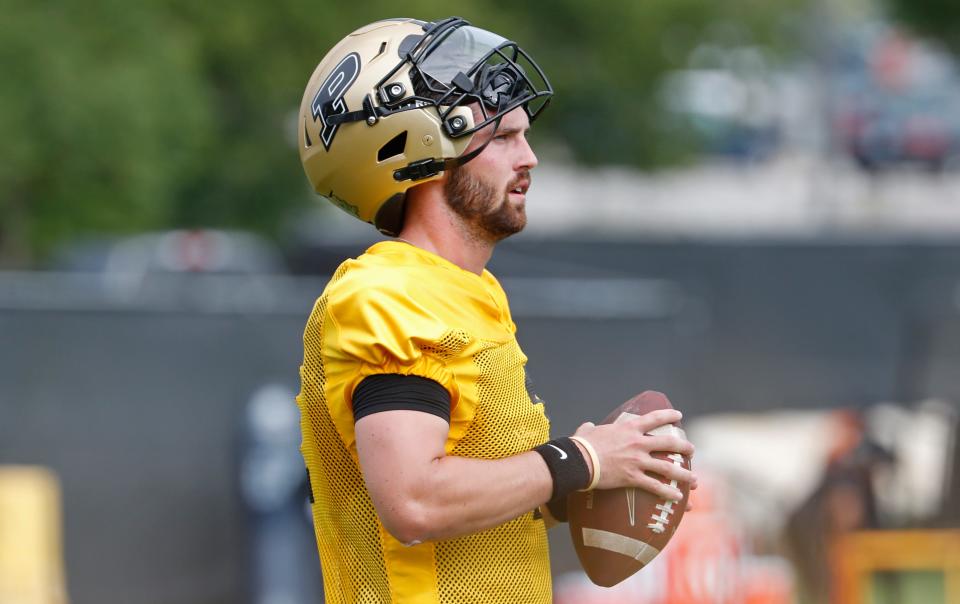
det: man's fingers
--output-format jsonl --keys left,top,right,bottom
{"left": 623, "top": 409, "right": 683, "bottom": 432}
{"left": 644, "top": 458, "right": 696, "bottom": 485}
{"left": 635, "top": 473, "right": 684, "bottom": 501}
{"left": 643, "top": 434, "right": 695, "bottom": 457}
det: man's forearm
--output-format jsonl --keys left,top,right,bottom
{"left": 388, "top": 451, "right": 554, "bottom": 544}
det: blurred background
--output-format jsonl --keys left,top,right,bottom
{"left": 2, "top": 0, "right": 960, "bottom": 603}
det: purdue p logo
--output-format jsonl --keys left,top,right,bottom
{"left": 311, "top": 52, "right": 361, "bottom": 150}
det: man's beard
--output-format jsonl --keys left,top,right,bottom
{"left": 443, "top": 164, "right": 527, "bottom": 242}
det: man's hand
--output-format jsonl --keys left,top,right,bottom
{"left": 571, "top": 408, "right": 697, "bottom": 501}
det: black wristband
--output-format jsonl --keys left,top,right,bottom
{"left": 545, "top": 496, "right": 569, "bottom": 523}
{"left": 534, "top": 437, "right": 591, "bottom": 503}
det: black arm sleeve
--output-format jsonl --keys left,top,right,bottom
{"left": 352, "top": 374, "right": 451, "bottom": 423}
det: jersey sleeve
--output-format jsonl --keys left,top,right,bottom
{"left": 323, "top": 279, "right": 460, "bottom": 431}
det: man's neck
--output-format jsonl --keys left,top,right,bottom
{"left": 398, "top": 184, "right": 495, "bottom": 275}
{"left": 397, "top": 220, "right": 493, "bottom": 276}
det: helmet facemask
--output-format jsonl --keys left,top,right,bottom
{"left": 400, "top": 18, "right": 553, "bottom": 140}
{"left": 337, "top": 18, "right": 553, "bottom": 181}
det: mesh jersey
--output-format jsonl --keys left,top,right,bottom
{"left": 297, "top": 241, "right": 552, "bottom": 604}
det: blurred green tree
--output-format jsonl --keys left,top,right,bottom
{"left": 0, "top": 2, "right": 213, "bottom": 264}
{"left": 0, "top": 0, "right": 798, "bottom": 265}
{"left": 885, "top": 0, "right": 960, "bottom": 52}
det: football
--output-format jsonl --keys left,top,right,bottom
{"left": 567, "top": 391, "right": 692, "bottom": 587}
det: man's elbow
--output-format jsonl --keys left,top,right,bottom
{"left": 378, "top": 500, "right": 436, "bottom": 546}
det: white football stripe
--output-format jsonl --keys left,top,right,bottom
{"left": 582, "top": 528, "right": 661, "bottom": 564}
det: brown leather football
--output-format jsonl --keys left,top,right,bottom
{"left": 567, "top": 391, "right": 692, "bottom": 587}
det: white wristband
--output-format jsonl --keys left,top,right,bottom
{"left": 569, "top": 435, "right": 601, "bottom": 491}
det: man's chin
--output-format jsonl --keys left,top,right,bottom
{"left": 487, "top": 210, "right": 526, "bottom": 241}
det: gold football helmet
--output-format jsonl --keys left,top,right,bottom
{"left": 298, "top": 17, "right": 552, "bottom": 235}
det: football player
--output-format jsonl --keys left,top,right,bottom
{"left": 296, "top": 17, "right": 696, "bottom": 603}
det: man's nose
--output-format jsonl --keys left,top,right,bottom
{"left": 516, "top": 136, "right": 538, "bottom": 171}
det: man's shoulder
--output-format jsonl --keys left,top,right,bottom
{"left": 326, "top": 251, "right": 430, "bottom": 301}
{"left": 321, "top": 242, "right": 504, "bottom": 334}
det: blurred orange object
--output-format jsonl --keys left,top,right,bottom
{"left": 662, "top": 476, "right": 744, "bottom": 604}
{"left": 741, "top": 557, "right": 794, "bottom": 604}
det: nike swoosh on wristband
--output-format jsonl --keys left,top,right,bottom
{"left": 547, "top": 444, "right": 568, "bottom": 459}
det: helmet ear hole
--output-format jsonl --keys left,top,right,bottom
{"left": 377, "top": 131, "right": 408, "bottom": 162}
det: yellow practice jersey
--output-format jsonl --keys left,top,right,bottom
{"left": 297, "top": 240, "right": 552, "bottom": 604}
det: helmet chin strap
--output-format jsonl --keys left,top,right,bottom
{"left": 392, "top": 110, "right": 505, "bottom": 182}
{"left": 379, "top": 112, "right": 505, "bottom": 236}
